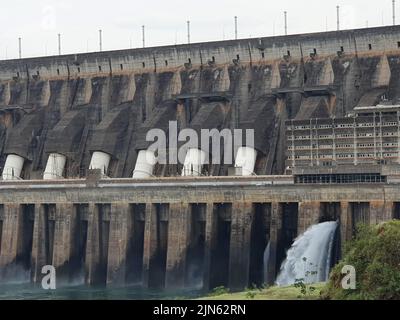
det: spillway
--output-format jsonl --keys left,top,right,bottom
{"left": 182, "top": 148, "right": 207, "bottom": 176}
{"left": 275, "top": 221, "right": 338, "bottom": 286}
{"left": 2, "top": 154, "right": 24, "bottom": 180}
{"left": 234, "top": 147, "right": 257, "bottom": 176}
{"left": 43, "top": 153, "right": 66, "bottom": 180}
{"left": 89, "top": 151, "right": 111, "bottom": 176}
{"left": 132, "top": 150, "right": 157, "bottom": 178}
{"left": 0, "top": 25, "right": 399, "bottom": 293}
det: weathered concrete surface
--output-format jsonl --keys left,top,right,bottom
{"left": 2, "top": 27, "right": 400, "bottom": 179}
{"left": 298, "top": 201, "right": 321, "bottom": 235}
{"left": 0, "top": 177, "right": 399, "bottom": 289}
{"left": 202, "top": 202, "right": 217, "bottom": 291}
{"left": 0, "top": 204, "right": 22, "bottom": 268}
{"left": 52, "top": 203, "right": 76, "bottom": 280}
{"left": 165, "top": 203, "right": 190, "bottom": 289}
{"left": 265, "top": 202, "right": 282, "bottom": 285}
{"left": 1, "top": 26, "right": 400, "bottom": 290}
{"left": 228, "top": 202, "right": 253, "bottom": 291}
{"left": 106, "top": 203, "right": 130, "bottom": 285}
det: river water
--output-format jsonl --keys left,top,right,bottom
{"left": 0, "top": 283, "right": 202, "bottom": 300}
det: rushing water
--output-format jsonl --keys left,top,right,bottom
{"left": 275, "top": 221, "right": 338, "bottom": 286}
{"left": 262, "top": 242, "right": 271, "bottom": 284}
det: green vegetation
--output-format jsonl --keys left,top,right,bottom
{"left": 322, "top": 220, "right": 400, "bottom": 300}
{"left": 199, "top": 220, "right": 400, "bottom": 300}
{"left": 198, "top": 283, "right": 325, "bottom": 300}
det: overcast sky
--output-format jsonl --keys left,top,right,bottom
{"left": 0, "top": 0, "right": 397, "bottom": 60}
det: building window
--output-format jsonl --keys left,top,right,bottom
{"left": 368, "top": 44, "right": 372, "bottom": 50}
{"left": 98, "top": 66, "right": 102, "bottom": 71}
{"left": 120, "top": 64, "right": 123, "bottom": 70}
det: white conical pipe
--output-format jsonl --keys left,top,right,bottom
{"left": 2, "top": 154, "right": 24, "bottom": 180}
{"left": 89, "top": 151, "right": 111, "bottom": 175}
{"left": 132, "top": 150, "right": 157, "bottom": 179}
{"left": 43, "top": 153, "right": 66, "bottom": 180}
{"left": 234, "top": 147, "right": 257, "bottom": 176}
{"left": 181, "top": 148, "right": 207, "bottom": 176}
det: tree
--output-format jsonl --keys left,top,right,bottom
{"left": 322, "top": 220, "right": 400, "bottom": 300}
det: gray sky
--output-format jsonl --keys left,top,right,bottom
{"left": 0, "top": 0, "right": 396, "bottom": 59}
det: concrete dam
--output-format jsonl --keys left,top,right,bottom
{"left": 1, "top": 25, "right": 400, "bottom": 291}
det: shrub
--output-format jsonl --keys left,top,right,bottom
{"left": 322, "top": 220, "right": 400, "bottom": 300}
{"left": 208, "top": 286, "right": 229, "bottom": 297}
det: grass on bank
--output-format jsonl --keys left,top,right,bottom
{"left": 198, "top": 283, "right": 325, "bottom": 300}
{"left": 200, "top": 220, "right": 400, "bottom": 300}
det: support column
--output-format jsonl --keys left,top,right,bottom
{"left": 202, "top": 203, "right": 216, "bottom": 291}
{"left": 52, "top": 203, "right": 76, "bottom": 280}
{"left": 385, "top": 201, "right": 395, "bottom": 221}
{"left": 266, "top": 202, "right": 282, "bottom": 285}
{"left": 107, "top": 203, "right": 131, "bottom": 285}
{"left": 85, "top": 203, "right": 101, "bottom": 285}
{"left": 298, "top": 201, "right": 321, "bottom": 235}
{"left": 369, "top": 201, "right": 393, "bottom": 224}
{"left": 340, "top": 202, "right": 352, "bottom": 248}
{"left": 165, "top": 203, "right": 190, "bottom": 289}
{"left": 142, "top": 203, "right": 157, "bottom": 287}
{"left": 0, "top": 204, "right": 22, "bottom": 269}
{"left": 228, "top": 202, "right": 254, "bottom": 291}
{"left": 31, "top": 204, "right": 46, "bottom": 283}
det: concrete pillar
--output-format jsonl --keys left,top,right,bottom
{"left": 52, "top": 203, "right": 76, "bottom": 280}
{"left": 165, "top": 203, "right": 190, "bottom": 289}
{"left": 106, "top": 203, "right": 131, "bottom": 285}
{"left": 298, "top": 201, "right": 321, "bottom": 235}
{"left": 384, "top": 201, "right": 394, "bottom": 221}
{"left": 228, "top": 202, "right": 254, "bottom": 291}
{"left": 142, "top": 203, "right": 157, "bottom": 287}
{"left": 202, "top": 203, "right": 217, "bottom": 291}
{"left": 266, "top": 202, "right": 282, "bottom": 285}
{"left": 340, "top": 202, "right": 352, "bottom": 247}
{"left": 75, "top": 78, "right": 92, "bottom": 106}
{"left": 0, "top": 204, "right": 22, "bottom": 269}
{"left": 31, "top": 204, "right": 47, "bottom": 283}
{"left": 369, "top": 201, "right": 393, "bottom": 224}
{"left": 85, "top": 203, "right": 101, "bottom": 285}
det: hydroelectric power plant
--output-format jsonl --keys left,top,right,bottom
{"left": 1, "top": 25, "right": 400, "bottom": 293}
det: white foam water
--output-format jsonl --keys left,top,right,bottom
{"left": 275, "top": 221, "right": 338, "bottom": 286}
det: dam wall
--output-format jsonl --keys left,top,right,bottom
{"left": 1, "top": 26, "right": 400, "bottom": 291}
{"left": 1, "top": 26, "right": 400, "bottom": 80}
{"left": 1, "top": 26, "right": 400, "bottom": 179}
{"left": 0, "top": 174, "right": 398, "bottom": 290}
